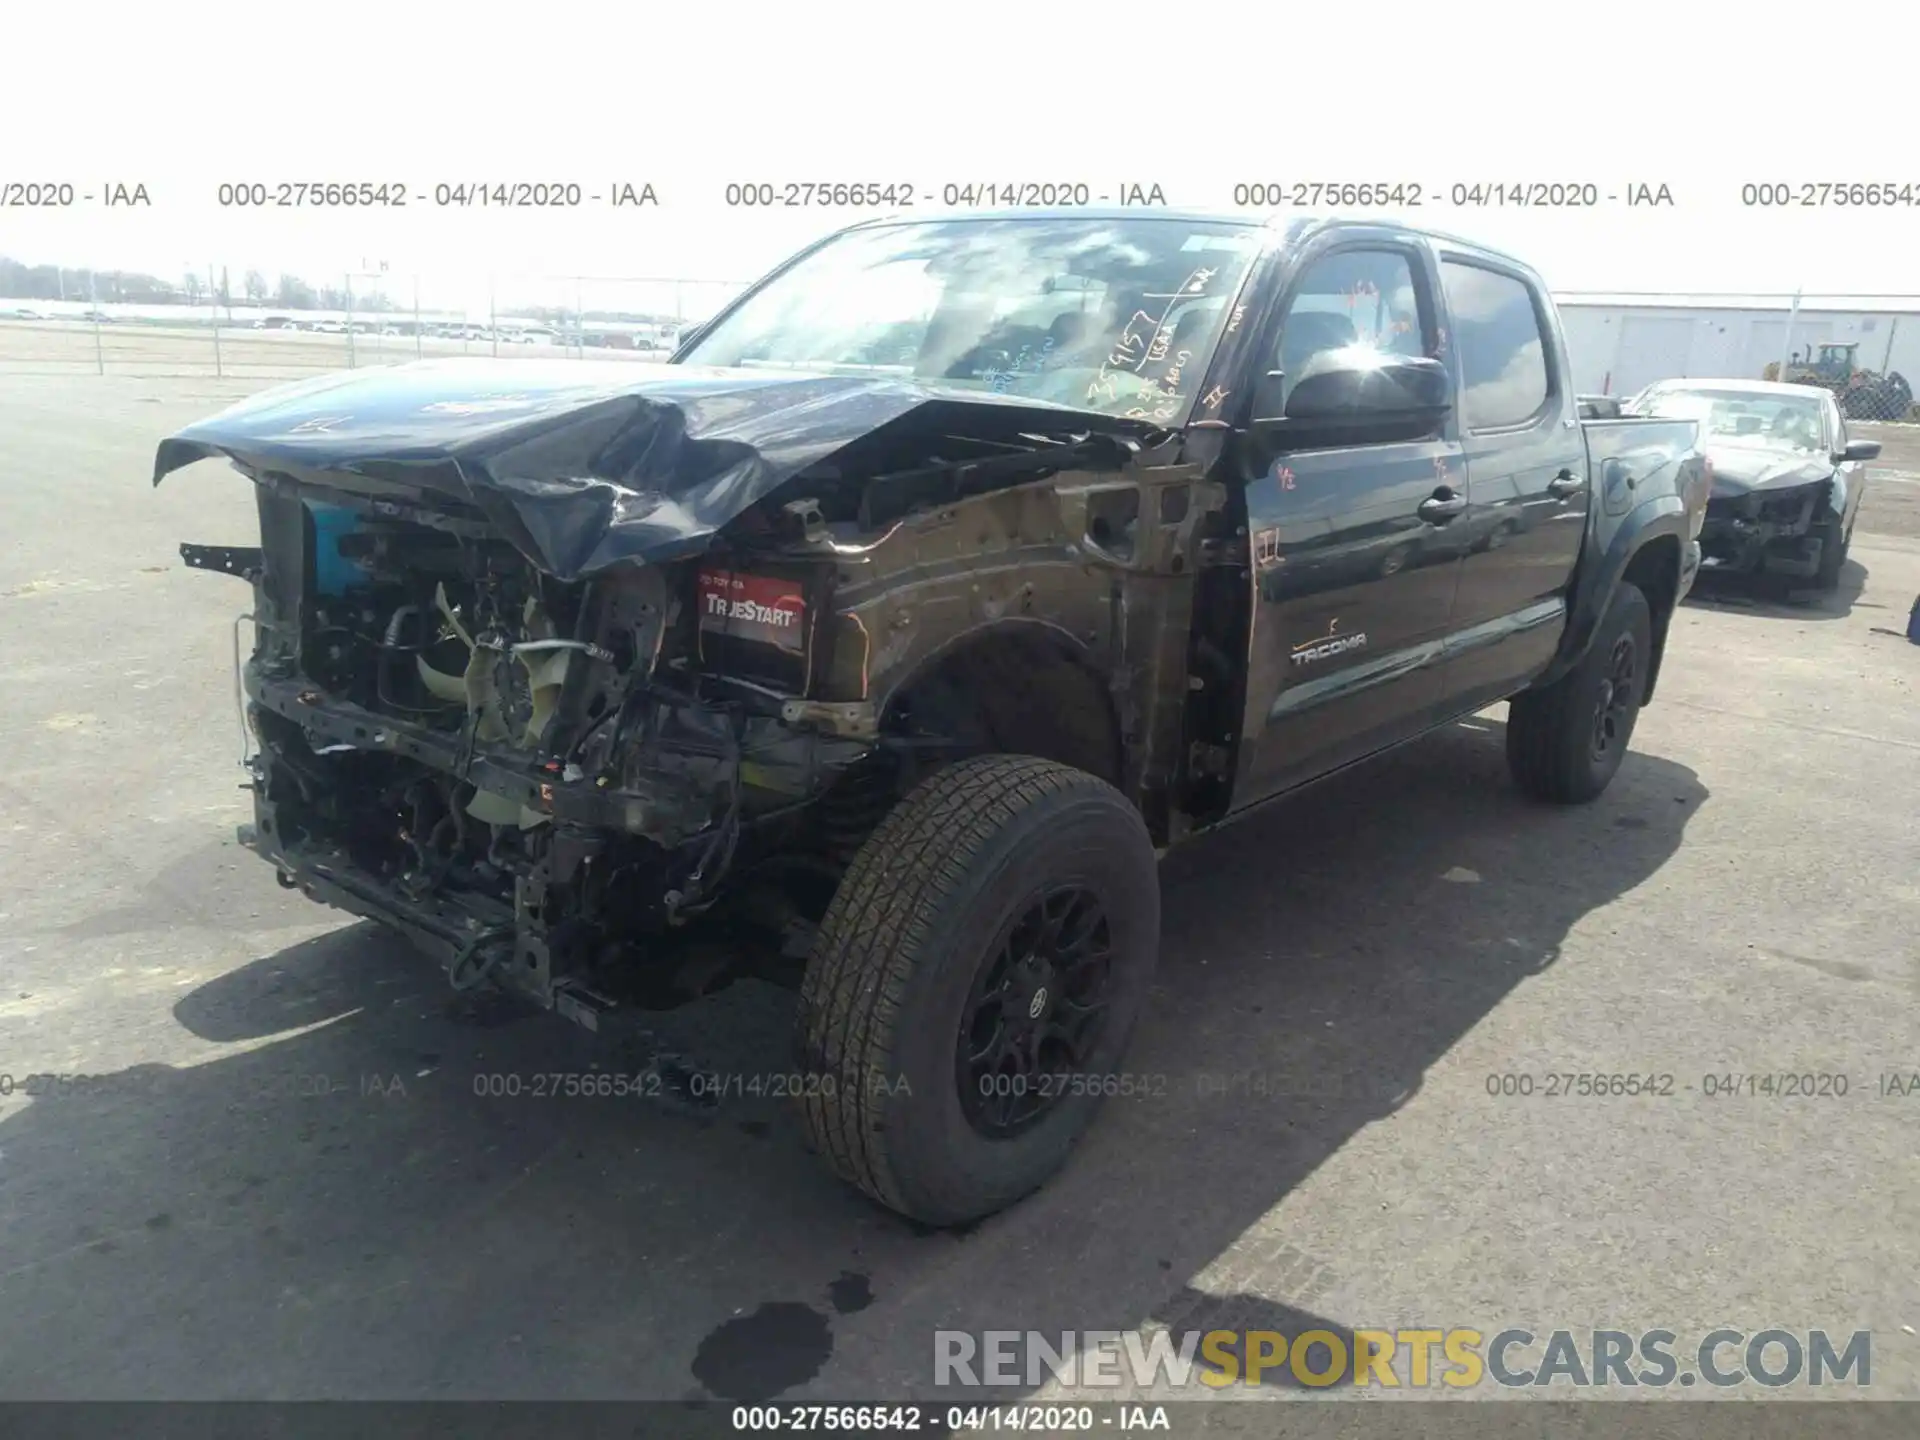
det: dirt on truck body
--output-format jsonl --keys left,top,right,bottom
{"left": 160, "top": 211, "right": 1705, "bottom": 1225}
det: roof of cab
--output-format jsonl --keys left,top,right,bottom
{"left": 826, "top": 206, "right": 1541, "bottom": 276}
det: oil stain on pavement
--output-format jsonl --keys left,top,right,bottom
{"left": 691, "top": 1301, "right": 834, "bottom": 1401}
{"left": 691, "top": 1270, "right": 876, "bottom": 1399}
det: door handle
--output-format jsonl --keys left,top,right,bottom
{"left": 1548, "top": 470, "right": 1585, "bottom": 499}
{"left": 1418, "top": 491, "right": 1467, "bottom": 523}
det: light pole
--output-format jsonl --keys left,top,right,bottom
{"left": 208, "top": 261, "right": 223, "bottom": 376}
{"left": 1777, "top": 289, "right": 1803, "bottom": 381}
{"left": 348, "top": 259, "right": 392, "bottom": 367}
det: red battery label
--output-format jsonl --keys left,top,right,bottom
{"left": 696, "top": 569, "right": 808, "bottom": 655}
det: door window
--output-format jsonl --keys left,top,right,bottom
{"left": 1439, "top": 261, "right": 1553, "bottom": 430}
{"left": 1267, "top": 249, "right": 1427, "bottom": 414}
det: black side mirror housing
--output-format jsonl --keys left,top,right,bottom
{"left": 1841, "top": 439, "right": 1881, "bottom": 462}
{"left": 673, "top": 321, "right": 708, "bottom": 354}
{"left": 1259, "top": 352, "right": 1453, "bottom": 431}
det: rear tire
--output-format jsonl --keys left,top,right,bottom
{"left": 794, "top": 755, "right": 1160, "bottom": 1227}
{"left": 1506, "top": 582, "right": 1652, "bottom": 804}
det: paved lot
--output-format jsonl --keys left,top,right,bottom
{"left": 1, "top": 375, "right": 1918, "bottom": 1404}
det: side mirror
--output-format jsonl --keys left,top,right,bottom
{"left": 1841, "top": 439, "right": 1881, "bottom": 462}
{"left": 674, "top": 321, "right": 708, "bottom": 352}
{"left": 1265, "top": 352, "right": 1453, "bottom": 429}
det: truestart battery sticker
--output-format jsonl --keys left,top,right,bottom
{"left": 696, "top": 569, "right": 808, "bottom": 655}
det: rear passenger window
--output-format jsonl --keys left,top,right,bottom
{"left": 1440, "top": 261, "right": 1552, "bottom": 430}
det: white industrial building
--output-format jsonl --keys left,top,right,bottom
{"left": 1555, "top": 294, "right": 1920, "bottom": 398}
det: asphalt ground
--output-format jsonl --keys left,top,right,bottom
{"left": 1, "top": 374, "right": 1917, "bottom": 1406}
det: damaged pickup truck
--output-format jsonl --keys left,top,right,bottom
{"left": 158, "top": 211, "right": 1708, "bottom": 1225}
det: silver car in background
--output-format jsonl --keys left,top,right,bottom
{"left": 1626, "top": 378, "right": 1879, "bottom": 591}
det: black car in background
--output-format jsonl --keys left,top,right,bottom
{"left": 1627, "top": 378, "right": 1879, "bottom": 590}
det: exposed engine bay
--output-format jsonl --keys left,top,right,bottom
{"left": 164, "top": 365, "right": 1234, "bottom": 1028}
{"left": 229, "top": 502, "right": 884, "bottom": 1024}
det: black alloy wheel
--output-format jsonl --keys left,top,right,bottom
{"left": 1589, "top": 633, "right": 1638, "bottom": 764}
{"left": 957, "top": 884, "right": 1115, "bottom": 1138}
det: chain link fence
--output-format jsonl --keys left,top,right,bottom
{"left": 1759, "top": 346, "right": 1915, "bottom": 421}
{"left": 0, "top": 263, "right": 754, "bottom": 379}
{"left": 1559, "top": 291, "right": 1920, "bottom": 422}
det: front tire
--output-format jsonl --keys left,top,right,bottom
{"left": 1506, "top": 582, "right": 1652, "bottom": 804}
{"left": 795, "top": 755, "right": 1160, "bottom": 1227}
{"left": 1812, "top": 517, "right": 1850, "bottom": 591}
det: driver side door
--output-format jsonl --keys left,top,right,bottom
{"left": 1231, "top": 241, "right": 1469, "bottom": 806}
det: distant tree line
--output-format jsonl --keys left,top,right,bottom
{"left": 0, "top": 256, "right": 683, "bottom": 323}
{"left": 0, "top": 257, "right": 396, "bottom": 312}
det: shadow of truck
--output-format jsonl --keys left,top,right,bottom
{"left": 0, "top": 715, "right": 1704, "bottom": 1401}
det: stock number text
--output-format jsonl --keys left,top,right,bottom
{"left": 1741, "top": 182, "right": 1920, "bottom": 208}
{"left": 1486, "top": 1073, "right": 1678, "bottom": 1098}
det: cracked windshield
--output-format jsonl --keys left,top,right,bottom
{"left": 679, "top": 216, "right": 1263, "bottom": 424}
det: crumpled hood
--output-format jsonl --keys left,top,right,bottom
{"left": 1703, "top": 443, "right": 1835, "bottom": 498}
{"left": 153, "top": 358, "right": 1148, "bottom": 579}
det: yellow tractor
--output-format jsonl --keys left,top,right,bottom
{"left": 1765, "top": 342, "right": 1913, "bottom": 421}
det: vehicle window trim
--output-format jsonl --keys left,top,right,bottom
{"left": 1436, "top": 255, "right": 1559, "bottom": 437}
{"left": 1252, "top": 240, "right": 1441, "bottom": 433}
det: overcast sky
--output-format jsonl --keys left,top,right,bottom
{"left": 4, "top": 1, "right": 1915, "bottom": 304}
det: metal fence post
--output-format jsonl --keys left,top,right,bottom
{"left": 88, "top": 269, "right": 103, "bottom": 375}
{"left": 489, "top": 276, "right": 498, "bottom": 358}
{"left": 209, "top": 260, "right": 223, "bottom": 378}
{"left": 414, "top": 276, "right": 423, "bottom": 358}
{"left": 346, "top": 274, "right": 357, "bottom": 369}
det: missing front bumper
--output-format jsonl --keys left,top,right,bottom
{"left": 246, "top": 666, "right": 716, "bottom": 843}
{"left": 1698, "top": 517, "right": 1831, "bottom": 578}
{"left": 241, "top": 813, "right": 615, "bottom": 1031}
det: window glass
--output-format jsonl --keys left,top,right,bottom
{"left": 1440, "top": 262, "right": 1551, "bottom": 429}
{"left": 1636, "top": 387, "right": 1828, "bottom": 455}
{"left": 1270, "top": 250, "right": 1424, "bottom": 410}
{"left": 680, "top": 217, "right": 1263, "bottom": 424}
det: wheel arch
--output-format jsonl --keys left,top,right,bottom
{"left": 1619, "top": 532, "right": 1682, "bottom": 705}
{"left": 1541, "top": 498, "right": 1688, "bottom": 705}
{"left": 875, "top": 618, "right": 1125, "bottom": 789}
